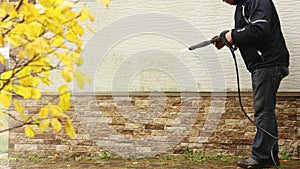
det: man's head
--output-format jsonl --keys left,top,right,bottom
{"left": 223, "top": 0, "right": 237, "bottom": 5}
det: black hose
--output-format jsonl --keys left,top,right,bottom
{"left": 188, "top": 38, "right": 279, "bottom": 168}
{"left": 229, "top": 48, "right": 279, "bottom": 169}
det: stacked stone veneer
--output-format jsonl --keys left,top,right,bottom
{"left": 8, "top": 93, "right": 300, "bottom": 158}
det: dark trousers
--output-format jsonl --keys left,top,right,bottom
{"left": 250, "top": 65, "right": 289, "bottom": 163}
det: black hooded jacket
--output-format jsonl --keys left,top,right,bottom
{"left": 232, "top": 0, "right": 290, "bottom": 72}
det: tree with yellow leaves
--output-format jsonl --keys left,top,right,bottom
{"left": 0, "top": 0, "right": 109, "bottom": 139}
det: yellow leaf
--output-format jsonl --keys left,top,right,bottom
{"left": 74, "top": 71, "right": 91, "bottom": 89}
{"left": 51, "top": 118, "right": 62, "bottom": 133}
{"left": 15, "top": 66, "right": 31, "bottom": 79}
{"left": 39, "top": 119, "right": 50, "bottom": 133}
{"left": 25, "top": 23, "right": 44, "bottom": 38}
{"left": 75, "top": 46, "right": 82, "bottom": 53}
{"left": 31, "top": 88, "right": 41, "bottom": 100}
{"left": 25, "top": 126, "right": 35, "bottom": 138}
{"left": 7, "top": 35, "right": 26, "bottom": 47}
{"left": 52, "top": 7, "right": 67, "bottom": 23}
{"left": 70, "top": 52, "right": 83, "bottom": 66}
{"left": 51, "top": 36, "right": 64, "bottom": 47}
{"left": 0, "top": 8, "right": 6, "bottom": 18}
{"left": 38, "top": 107, "right": 49, "bottom": 119}
{"left": 61, "top": 67, "right": 73, "bottom": 83}
{"left": 59, "top": 92, "right": 70, "bottom": 111}
{"left": 14, "top": 99, "right": 24, "bottom": 113}
{"left": 14, "top": 99, "right": 28, "bottom": 122}
{"left": 1, "top": 70, "right": 13, "bottom": 80}
{"left": 75, "top": 39, "right": 82, "bottom": 49}
{"left": 29, "top": 57, "right": 52, "bottom": 74}
{"left": 21, "top": 3, "right": 39, "bottom": 22}
{"left": 86, "top": 24, "right": 95, "bottom": 34}
{"left": 54, "top": 52, "right": 71, "bottom": 66}
{"left": 39, "top": 76, "right": 51, "bottom": 85}
{"left": 72, "top": 22, "right": 84, "bottom": 36}
{"left": 2, "top": 2, "right": 18, "bottom": 19}
{"left": 39, "top": 0, "right": 56, "bottom": 7}
{"left": 31, "top": 116, "right": 40, "bottom": 127}
{"left": 65, "top": 29, "right": 78, "bottom": 43}
{"left": 60, "top": 6, "right": 77, "bottom": 21}
{"left": 46, "top": 18, "right": 63, "bottom": 34}
{"left": 0, "top": 91, "right": 12, "bottom": 109}
{"left": 0, "top": 36, "right": 3, "bottom": 46}
{"left": 12, "top": 85, "right": 32, "bottom": 99}
{"left": 32, "top": 37, "right": 51, "bottom": 53}
{"left": 98, "top": 0, "right": 110, "bottom": 8}
{"left": 10, "top": 23, "right": 25, "bottom": 35}
{"left": 76, "top": 56, "right": 84, "bottom": 66}
{"left": 19, "top": 76, "right": 37, "bottom": 87}
{"left": 58, "top": 84, "right": 68, "bottom": 94}
{"left": 0, "top": 55, "right": 6, "bottom": 65}
{"left": 65, "top": 118, "right": 75, "bottom": 139}
{"left": 33, "top": 77, "right": 39, "bottom": 87}
{"left": 49, "top": 105, "right": 64, "bottom": 117}
{"left": 80, "top": 6, "right": 94, "bottom": 21}
{"left": 23, "top": 43, "right": 35, "bottom": 60}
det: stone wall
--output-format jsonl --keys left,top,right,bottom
{"left": 8, "top": 93, "right": 300, "bottom": 158}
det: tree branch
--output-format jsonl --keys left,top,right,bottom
{"left": 1, "top": 0, "right": 24, "bottom": 22}
{"left": 0, "top": 121, "right": 33, "bottom": 133}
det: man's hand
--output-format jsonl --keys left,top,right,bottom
{"left": 213, "top": 30, "right": 234, "bottom": 50}
{"left": 212, "top": 35, "right": 225, "bottom": 49}
{"left": 225, "top": 31, "right": 234, "bottom": 44}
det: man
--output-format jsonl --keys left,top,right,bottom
{"left": 214, "top": 0, "right": 290, "bottom": 168}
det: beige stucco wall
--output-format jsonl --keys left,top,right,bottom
{"left": 72, "top": 0, "right": 299, "bottom": 93}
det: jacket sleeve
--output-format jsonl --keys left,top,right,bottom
{"left": 232, "top": 0, "right": 272, "bottom": 45}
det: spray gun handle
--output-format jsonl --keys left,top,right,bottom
{"left": 215, "top": 30, "right": 236, "bottom": 51}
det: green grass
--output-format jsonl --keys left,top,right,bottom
{"left": 8, "top": 153, "right": 299, "bottom": 169}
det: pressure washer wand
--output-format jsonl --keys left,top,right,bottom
{"left": 188, "top": 37, "right": 221, "bottom": 50}
{"left": 188, "top": 30, "right": 235, "bottom": 51}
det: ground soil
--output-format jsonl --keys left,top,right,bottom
{"left": 2, "top": 154, "right": 299, "bottom": 169}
